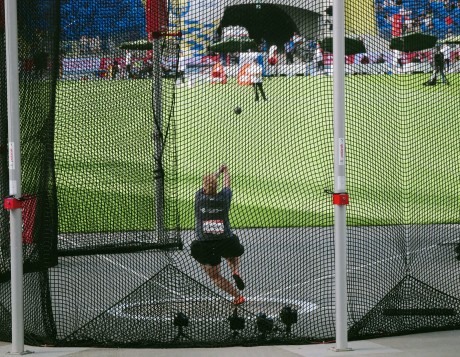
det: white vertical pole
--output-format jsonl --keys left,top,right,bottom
{"left": 4, "top": 0, "right": 28, "bottom": 354}
{"left": 152, "top": 37, "right": 164, "bottom": 243}
{"left": 332, "top": 0, "right": 351, "bottom": 352}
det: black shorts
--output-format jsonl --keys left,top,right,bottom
{"left": 191, "top": 235, "right": 244, "bottom": 266}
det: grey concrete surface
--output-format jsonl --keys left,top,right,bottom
{"left": 1, "top": 329, "right": 460, "bottom": 357}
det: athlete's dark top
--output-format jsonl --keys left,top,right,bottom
{"left": 195, "top": 188, "right": 232, "bottom": 240}
{"left": 434, "top": 52, "right": 444, "bottom": 69}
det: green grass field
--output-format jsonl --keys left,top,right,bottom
{"left": 54, "top": 74, "right": 459, "bottom": 233}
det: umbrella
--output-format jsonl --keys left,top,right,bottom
{"left": 389, "top": 33, "right": 438, "bottom": 52}
{"left": 319, "top": 37, "right": 366, "bottom": 55}
{"left": 209, "top": 37, "right": 257, "bottom": 53}
{"left": 119, "top": 40, "right": 152, "bottom": 51}
{"left": 440, "top": 35, "right": 460, "bottom": 44}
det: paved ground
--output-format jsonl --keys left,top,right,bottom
{"left": 1, "top": 329, "right": 460, "bottom": 356}
{"left": 46, "top": 225, "right": 459, "bottom": 344}
{"left": 1, "top": 225, "right": 459, "bottom": 348}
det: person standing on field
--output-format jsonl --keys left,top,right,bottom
{"left": 249, "top": 59, "right": 267, "bottom": 102}
{"left": 125, "top": 50, "right": 133, "bottom": 79}
{"left": 424, "top": 46, "right": 449, "bottom": 85}
{"left": 314, "top": 43, "right": 324, "bottom": 74}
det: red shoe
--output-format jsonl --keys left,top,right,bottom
{"left": 233, "top": 296, "right": 246, "bottom": 305}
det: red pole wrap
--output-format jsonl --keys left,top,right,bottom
{"left": 146, "top": 0, "right": 168, "bottom": 34}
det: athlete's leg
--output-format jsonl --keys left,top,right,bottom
{"left": 226, "top": 256, "right": 241, "bottom": 276}
{"left": 253, "top": 83, "right": 259, "bottom": 101}
{"left": 226, "top": 257, "right": 245, "bottom": 290}
{"left": 257, "top": 83, "right": 267, "bottom": 100}
{"left": 202, "top": 264, "right": 241, "bottom": 298}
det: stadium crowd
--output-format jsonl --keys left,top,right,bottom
{"left": 376, "top": 0, "right": 460, "bottom": 38}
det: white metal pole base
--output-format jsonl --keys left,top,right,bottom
{"left": 6, "top": 350, "right": 34, "bottom": 355}
{"left": 330, "top": 347, "right": 354, "bottom": 352}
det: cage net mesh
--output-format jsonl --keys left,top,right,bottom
{"left": 1, "top": 0, "right": 460, "bottom": 348}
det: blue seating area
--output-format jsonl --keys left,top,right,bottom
{"left": 376, "top": 0, "right": 460, "bottom": 39}
{"left": 60, "top": 0, "right": 146, "bottom": 44}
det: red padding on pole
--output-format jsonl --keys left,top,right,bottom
{"left": 3, "top": 195, "right": 37, "bottom": 244}
{"left": 4, "top": 197, "right": 23, "bottom": 210}
{"left": 332, "top": 193, "right": 349, "bottom": 205}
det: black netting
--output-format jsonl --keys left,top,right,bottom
{"left": 1, "top": 0, "right": 460, "bottom": 348}
{"left": 0, "top": 0, "right": 59, "bottom": 283}
{"left": 54, "top": 0, "right": 181, "bottom": 255}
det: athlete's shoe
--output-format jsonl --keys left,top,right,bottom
{"left": 232, "top": 274, "right": 245, "bottom": 291}
{"left": 233, "top": 296, "right": 246, "bottom": 305}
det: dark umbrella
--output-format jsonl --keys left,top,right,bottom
{"left": 319, "top": 37, "right": 366, "bottom": 56}
{"left": 390, "top": 33, "right": 438, "bottom": 52}
{"left": 209, "top": 37, "right": 257, "bottom": 53}
{"left": 119, "top": 40, "right": 152, "bottom": 51}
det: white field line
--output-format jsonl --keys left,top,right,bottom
{"left": 253, "top": 241, "right": 457, "bottom": 299}
{"left": 59, "top": 236, "right": 185, "bottom": 298}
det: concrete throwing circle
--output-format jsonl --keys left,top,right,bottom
{"left": 107, "top": 297, "right": 317, "bottom": 322}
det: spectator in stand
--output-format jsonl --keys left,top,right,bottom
{"left": 420, "top": 9, "right": 433, "bottom": 32}
{"left": 445, "top": 14, "right": 454, "bottom": 26}
{"left": 399, "top": 6, "right": 412, "bottom": 34}
{"left": 412, "top": 17, "right": 421, "bottom": 33}
{"left": 383, "top": 14, "right": 392, "bottom": 27}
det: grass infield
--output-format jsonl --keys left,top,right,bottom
{"left": 54, "top": 74, "right": 459, "bottom": 233}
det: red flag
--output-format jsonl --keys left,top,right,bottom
{"left": 146, "top": 0, "right": 168, "bottom": 34}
